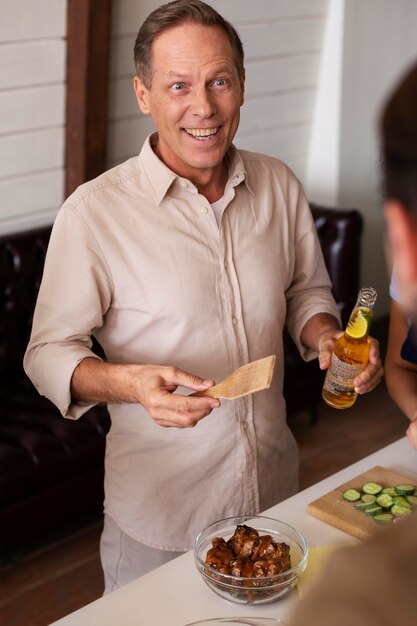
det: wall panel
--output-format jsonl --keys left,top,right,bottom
{"left": 0, "top": 0, "right": 66, "bottom": 233}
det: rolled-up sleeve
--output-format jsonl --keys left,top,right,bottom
{"left": 24, "top": 204, "right": 113, "bottom": 419}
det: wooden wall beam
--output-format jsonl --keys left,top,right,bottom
{"left": 65, "top": 0, "right": 112, "bottom": 197}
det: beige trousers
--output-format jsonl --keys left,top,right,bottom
{"left": 100, "top": 514, "right": 184, "bottom": 594}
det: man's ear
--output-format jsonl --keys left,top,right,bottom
{"left": 384, "top": 199, "right": 417, "bottom": 283}
{"left": 239, "top": 71, "right": 245, "bottom": 107}
{"left": 133, "top": 76, "right": 151, "bottom": 115}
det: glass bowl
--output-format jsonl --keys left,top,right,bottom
{"left": 184, "top": 619, "right": 286, "bottom": 625}
{"left": 184, "top": 618, "right": 286, "bottom": 625}
{"left": 193, "top": 515, "right": 308, "bottom": 605}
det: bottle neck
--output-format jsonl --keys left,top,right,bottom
{"left": 355, "top": 286, "right": 377, "bottom": 310}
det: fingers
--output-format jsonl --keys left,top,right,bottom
{"left": 161, "top": 366, "right": 215, "bottom": 392}
{"left": 354, "top": 360, "right": 384, "bottom": 394}
{"left": 368, "top": 336, "right": 381, "bottom": 364}
{"left": 135, "top": 364, "right": 221, "bottom": 428}
{"left": 353, "top": 336, "right": 383, "bottom": 394}
{"left": 318, "top": 330, "right": 344, "bottom": 370}
{"left": 149, "top": 394, "right": 221, "bottom": 428}
{"left": 318, "top": 351, "right": 332, "bottom": 370}
{"left": 153, "top": 405, "right": 217, "bottom": 428}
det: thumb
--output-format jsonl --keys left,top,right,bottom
{"left": 318, "top": 351, "right": 331, "bottom": 370}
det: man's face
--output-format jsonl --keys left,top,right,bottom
{"left": 134, "top": 22, "right": 244, "bottom": 182}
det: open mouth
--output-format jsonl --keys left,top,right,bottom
{"left": 183, "top": 127, "right": 220, "bottom": 140}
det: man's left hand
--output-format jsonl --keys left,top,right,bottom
{"left": 318, "top": 331, "right": 384, "bottom": 395}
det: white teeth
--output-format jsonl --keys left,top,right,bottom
{"left": 184, "top": 127, "right": 219, "bottom": 138}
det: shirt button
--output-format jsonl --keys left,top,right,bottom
{"left": 237, "top": 471, "right": 244, "bottom": 479}
{"left": 224, "top": 260, "right": 228, "bottom": 269}
{"left": 180, "top": 180, "right": 188, "bottom": 188}
{"left": 242, "top": 421, "right": 248, "bottom": 431}
{"left": 201, "top": 207, "right": 208, "bottom": 214}
{"left": 232, "top": 316, "right": 238, "bottom": 325}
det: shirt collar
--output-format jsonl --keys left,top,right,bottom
{"left": 226, "top": 144, "right": 254, "bottom": 196}
{"left": 138, "top": 133, "right": 253, "bottom": 205}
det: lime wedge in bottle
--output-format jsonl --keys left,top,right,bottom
{"left": 346, "top": 308, "right": 370, "bottom": 339}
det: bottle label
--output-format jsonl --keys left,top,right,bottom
{"left": 323, "top": 353, "right": 366, "bottom": 395}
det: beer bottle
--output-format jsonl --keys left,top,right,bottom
{"left": 322, "top": 286, "right": 377, "bottom": 409}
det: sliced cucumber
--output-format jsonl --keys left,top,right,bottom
{"left": 342, "top": 488, "right": 361, "bottom": 502}
{"left": 354, "top": 501, "right": 375, "bottom": 511}
{"left": 376, "top": 494, "right": 394, "bottom": 509}
{"left": 391, "top": 503, "right": 412, "bottom": 517}
{"left": 343, "top": 481, "right": 416, "bottom": 519}
{"left": 373, "top": 513, "right": 394, "bottom": 524}
{"left": 362, "top": 482, "right": 383, "bottom": 495}
{"left": 393, "top": 495, "right": 411, "bottom": 508}
{"left": 364, "top": 505, "right": 383, "bottom": 516}
{"left": 394, "top": 484, "right": 416, "bottom": 496}
{"left": 361, "top": 494, "right": 377, "bottom": 504}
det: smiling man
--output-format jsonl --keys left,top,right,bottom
{"left": 24, "top": 0, "right": 382, "bottom": 593}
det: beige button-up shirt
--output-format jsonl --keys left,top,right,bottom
{"left": 24, "top": 134, "right": 340, "bottom": 550}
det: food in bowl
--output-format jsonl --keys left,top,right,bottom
{"left": 205, "top": 524, "right": 291, "bottom": 578}
{"left": 194, "top": 515, "right": 308, "bottom": 604}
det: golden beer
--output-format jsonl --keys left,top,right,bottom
{"left": 322, "top": 287, "right": 377, "bottom": 409}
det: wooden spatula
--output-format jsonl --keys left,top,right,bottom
{"left": 192, "top": 355, "right": 276, "bottom": 400}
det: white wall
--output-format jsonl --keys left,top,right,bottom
{"left": 306, "top": 0, "right": 417, "bottom": 316}
{"left": 2, "top": 0, "right": 417, "bottom": 317}
{"left": 107, "top": 0, "right": 329, "bottom": 181}
{"left": 0, "top": 0, "right": 67, "bottom": 234}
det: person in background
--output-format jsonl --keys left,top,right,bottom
{"left": 23, "top": 0, "right": 382, "bottom": 593}
{"left": 385, "top": 271, "right": 417, "bottom": 448}
{"left": 289, "top": 61, "right": 417, "bottom": 626}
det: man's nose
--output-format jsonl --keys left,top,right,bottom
{"left": 190, "top": 87, "right": 216, "bottom": 117}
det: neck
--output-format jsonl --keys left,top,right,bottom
{"left": 193, "top": 163, "right": 228, "bottom": 202}
{"left": 152, "top": 138, "right": 229, "bottom": 202}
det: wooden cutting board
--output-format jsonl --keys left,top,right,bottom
{"left": 307, "top": 465, "right": 417, "bottom": 540}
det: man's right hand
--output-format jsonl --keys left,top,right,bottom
{"left": 70, "top": 358, "right": 220, "bottom": 428}
{"left": 131, "top": 364, "right": 221, "bottom": 428}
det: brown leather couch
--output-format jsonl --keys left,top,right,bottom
{"left": 0, "top": 228, "right": 110, "bottom": 561}
{"left": 284, "top": 204, "right": 363, "bottom": 419}
{"left": 0, "top": 205, "right": 362, "bottom": 560}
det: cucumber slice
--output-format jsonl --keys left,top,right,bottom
{"left": 381, "top": 487, "right": 397, "bottom": 497}
{"left": 354, "top": 501, "right": 375, "bottom": 511}
{"left": 376, "top": 494, "right": 394, "bottom": 509}
{"left": 361, "top": 494, "right": 377, "bottom": 504}
{"left": 391, "top": 503, "right": 412, "bottom": 517}
{"left": 373, "top": 513, "right": 394, "bottom": 524}
{"left": 362, "top": 482, "right": 383, "bottom": 495}
{"left": 406, "top": 495, "right": 417, "bottom": 508}
{"left": 364, "top": 505, "right": 383, "bottom": 516}
{"left": 342, "top": 488, "right": 361, "bottom": 502}
{"left": 393, "top": 495, "right": 411, "bottom": 508}
{"left": 394, "top": 484, "right": 416, "bottom": 496}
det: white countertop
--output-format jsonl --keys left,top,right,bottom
{"left": 51, "top": 437, "right": 417, "bottom": 626}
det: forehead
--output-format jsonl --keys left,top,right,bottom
{"left": 151, "top": 22, "right": 237, "bottom": 71}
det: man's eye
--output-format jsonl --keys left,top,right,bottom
{"left": 171, "top": 82, "right": 185, "bottom": 91}
{"left": 213, "top": 78, "right": 227, "bottom": 88}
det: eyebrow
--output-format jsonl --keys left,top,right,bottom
{"left": 165, "top": 65, "right": 233, "bottom": 79}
